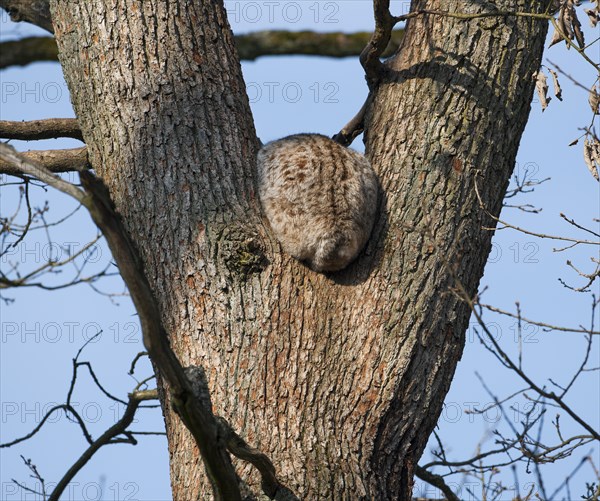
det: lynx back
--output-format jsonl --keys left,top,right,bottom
{"left": 257, "top": 133, "right": 378, "bottom": 272}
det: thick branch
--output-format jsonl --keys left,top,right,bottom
{"left": 0, "top": 0, "right": 53, "bottom": 33}
{"left": 414, "top": 466, "right": 460, "bottom": 501}
{"left": 332, "top": 99, "right": 369, "bottom": 146}
{"left": 0, "top": 147, "right": 90, "bottom": 176}
{"left": 0, "top": 36, "right": 57, "bottom": 68}
{"left": 236, "top": 29, "right": 402, "bottom": 60}
{"left": 0, "top": 31, "right": 404, "bottom": 69}
{"left": 360, "top": 0, "right": 396, "bottom": 89}
{"left": 215, "top": 416, "right": 298, "bottom": 500}
{"left": 395, "top": 8, "right": 554, "bottom": 23}
{"left": 82, "top": 174, "right": 294, "bottom": 499}
{"left": 0, "top": 119, "right": 83, "bottom": 141}
{"left": 79, "top": 172, "right": 244, "bottom": 500}
{"left": 0, "top": 143, "right": 86, "bottom": 199}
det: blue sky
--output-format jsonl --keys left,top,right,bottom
{"left": 1, "top": 2, "right": 598, "bottom": 500}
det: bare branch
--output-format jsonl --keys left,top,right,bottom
{"left": 561, "top": 304, "right": 596, "bottom": 397}
{"left": 0, "top": 31, "right": 404, "bottom": 69}
{"left": 560, "top": 212, "right": 600, "bottom": 238}
{"left": 360, "top": 0, "right": 396, "bottom": 89}
{"left": 13, "top": 456, "right": 47, "bottom": 500}
{"left": 562, "top": 258, "right": 600, "bottom": 292}
{"left": 547, "top": 59, "right": 596, "bottom": 93}
{"left": 10, "top": 179, "right": 32, "bottom": 248}
{"left": 459, "top": 286, "right": 600, "bottom": 440}
{"left": 414, "top": 466, "right": 460, "bottom": 501}
{"left": 0, "top": 36, "right": 58, "bottom": 68}
{"left": 479, "top": 303, "right": 600, "bottom": 335}
{"left": 1, "top": 404, "right": 93, "bottom": 448}
{"left": 332, "top": 99, "right": 369, "bottom": 146}
{"left": 0, "top": 0, "right": 53, "bottom": 33}
{"left": 0, "top": 119, "right": 83, "bottom": 141}
{"left": 216, "top": 416, "right": 298, "bottom": 500}
{"left": 0, "top": 143, "right": 86, "bottom": 199}
{"left": 236, "top": 29, "right": 402, "bottom": 61}
{"left": 394, "top": 8, "right": 554, "bottom": 23}
{"left": 474, "top": 175, "right": 599, "bottom": 247}
{"left": 129, "top": 351, "right": 149, "bottom": 375}
{"left": 0, "top": 187, "right": 116, "bottom": 299}
{"left": 47, "top": 390, "right": 156, "bottom": 501}
{"left": 3, "top": 337, "right": 167, "bottom": 501}
{"left": 0, "top": 145, "right": 90, "bottom": 176}
{"left": 0, "top": 238, "right": 114, "bottom": 292}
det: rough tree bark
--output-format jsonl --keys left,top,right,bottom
{"left": 49, "top": 0, "right": 549, "bottom": 499}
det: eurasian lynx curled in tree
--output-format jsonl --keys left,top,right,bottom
{"left": 257, "top": 133, "right": 378, "bottom": 272}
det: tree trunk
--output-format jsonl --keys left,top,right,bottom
{"left": 50, "top": 0, "right": 549, "bottom": 499}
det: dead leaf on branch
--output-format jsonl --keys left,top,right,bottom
{"left": 584, "top": 8, "right": 599, "bottom": 27}
{"left": 549, "top": 5, "right": 568, "bottom": 48}
{"left": 549, "top": 0, "right": 586, "bottom": 49}
{"left": 533, "top": 70, "right": 551, "bottom": 111}
{"left": 562, "top": 3, "right": 576, "bottom": 43}
{"left": 583, "top": 137, "right": 600, "bottom": 181}
{"left": 589, "top": 84, "right": 599, "bottom": 114}
{"left": 548, "top": 69, "right": 563, "bottom": 101}
{"left": 571, "top": 10, "right": 585, "bottom": 48}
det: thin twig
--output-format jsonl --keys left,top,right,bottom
{"left": 478, "top": 303, "right": 599, "bottom": 335}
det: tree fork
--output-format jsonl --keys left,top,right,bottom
{"left": 48, "top": 0, "right": 552, "bottom": 499}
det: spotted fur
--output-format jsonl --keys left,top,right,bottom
{"left": 257, "top": 133, "right": 378, "bottom": 272}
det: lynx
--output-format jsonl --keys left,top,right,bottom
{"left": 257, "top": 133, "right": 378, "bottom": 272}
